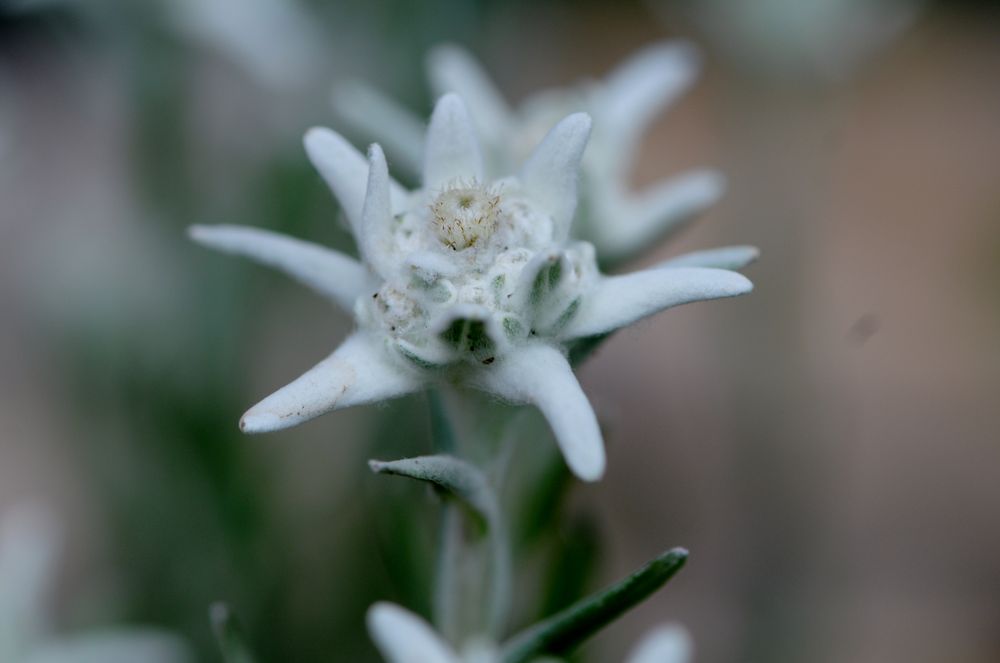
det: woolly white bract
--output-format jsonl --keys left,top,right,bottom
{"left": 191, "top": 93, "right": 752, "bottom": 481}
{"left": 367, "top": 601, "right": 692, "bottom": 663}
{"left": 335, "top": 41, "right": 729, "bottom": 264}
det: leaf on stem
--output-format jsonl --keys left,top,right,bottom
{"left": 368, "top": 455, "right": 497, "bottom": 531}
{"left": 499, "top": 548, "right": 689, "bottom": 663}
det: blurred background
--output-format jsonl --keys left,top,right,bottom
{"left": 1, "top": 0, "right": 999, "bottom": 661}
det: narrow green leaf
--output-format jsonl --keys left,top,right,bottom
{"left": 369, "top": 455, "right": 512, "bottom": 635}
{"left": 368, "top": 455, "right": 495, "bottom": 527}
{"left": 209, "top": 602, "right": 256, "bottom": 663}
{"left": 500, "top": 548, "right": 689, "bottom": 663}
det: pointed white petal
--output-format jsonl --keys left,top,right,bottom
{"left": 331, "top": 80, "right": 425, "bottom": 178}
{"left": 304, "top": 128, "right": 409, "bottom": 233}
{"left": 626, "top": 625, "right": 692, "bottom": 663}
{"left": 240, "top": 333, "right": 422, "bottom": 433}
{"left": 656, "top": 245, "right": 760, "bottom": 271}
{"left": 360, "top": 144, "right": 396, "bottom": 280}
{"left": 470, "top": 343, "right": 605, "bottom": 481}
{"left": 601, "top": 41, "right": 699, "bottom": 145}
{"left": 562, "top": 267, "right": 753, "bottom": 340}
{"left": 22, "top": 630, "right": 192, "bottom": 663}
{"left": 188, "top": 224, "right": 373, "bottom": 311}
{"left": 423, "top": 93, "right": 484, "bottom": 191}
{"left": 426, "top": 44, "right": 511, "bottom": 144}
{"left": 367, "top": 602, "right": 460, "bottom": 663}
{"left": 598, "top": 170, "right": 725, "bottom": 261}
{"left": 520, "top": 113, "right": 591, "bottom": 240}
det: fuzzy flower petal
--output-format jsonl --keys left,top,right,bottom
{"left": 600, "top": 41, "right": 700, "bottom": 151}
{"left": 240, "top": 333, "right": 423, "bottom": 434}
{"left": 367, "top": 602, "right": 461, "bottom": 663}
{"left": 360, "top": 144, "right": 397, "bottom": 279}
{"left": 423, "top": 93, "right": 484, "bottom": 191}
{"left": 625, "top": 625, "right": 692, "bottom": 663}
{"left": 597, "top": 170, "right": 725, "bottom": 261}
{"left": 331, "top": 80, "right": 426, "bottom": 178}
{"left": 426, "top": 44, "right": 511, "bottom": 147}
{"left": 656, "top": 245, "right": 760, "bottom": 271}
{"left": 304, "top": 127, "right": 408, "bottom": 232}
{"left": 470, "top": 343, "right": 605, "bottom": 482}
{"left": 520, "top": 113, "right": 592, "bottom": 241}
{"left": 562, "top": 267, "right": 753, "bottom": 340}
{"left": 194, "top": 89, "right": 754, "bottom": 481}
{"left": 188, "top": 225, "right": 373, "bottom": 311}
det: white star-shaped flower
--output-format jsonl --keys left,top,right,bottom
{"left": 335, "top": 41, "right": 730, "bottom": 265}
{"left": 191, "top": 93, "right": 752, "bottom": 481}
{"left": 367, "top": 601, "right": 692, "bottom": 663}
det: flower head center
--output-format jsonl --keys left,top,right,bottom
{"left": 430, "top": 183, "right": 501, "bottom": 251}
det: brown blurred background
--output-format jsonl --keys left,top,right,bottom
{"left": 1, "top": 1, "right": 999, "bottom": 661}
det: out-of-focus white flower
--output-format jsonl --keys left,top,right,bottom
{"left": 192, "top": 93, "right": 752, "bottom": 481}
{"left": 686, "top": 0, "right": 922, "bottom": 79}
{"left": 334, "top": 41, "right": 723, "bottom": 264}
{"left": 367, "top": 602, "right": 493, "bottom": 663}
{"left": 166, "top": 0, "right": 328, "bottom": 89}
{"left": 367, "top": 601, "right": 692, "bottom": 663}
{"left": 0, "top": 505, "right": 191, "bottom": 663}
{"left": 625, "top": 624, "right": 692, "bottom": 663}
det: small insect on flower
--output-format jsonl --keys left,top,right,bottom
{"left": 190, "top": 93, "right": 753, "bottom": 482}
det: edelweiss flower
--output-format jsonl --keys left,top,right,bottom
{"left": 0, "top": 505, "right": 191, "bottom": 663}
{"left": 367, "top": 601, "right": 692, "bottom": 663}
{"left": 191, "top": 93, "right": 752, "bottom": 481}
{"left": 334, "top": 41, "right": 727, "bottom": 264}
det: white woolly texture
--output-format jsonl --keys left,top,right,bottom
{"left": 427, "top": 45, "right": 511, "bottom": 148}
{"left": 331, "top": 80, "right": 426, "bottom": 176}
{"left": 410, "top": 41, "right": 726, "bottom": 262}
{"left": 625, "top": 625, "right": 693, "bottom": 663}
{"left": 304, "top": 127, "right": 373, "bottom": 232}
{"left": 367, "top": 602, "right": 460, "bottom": 663}
{"left": 520, "top": 113, "right": 591, "bottom": 241}
{"left": 304, "top": 128, "right": 409, "bottom": 232}
{"left": 360, "top": 144, "right": 397, "bottom": 279}
{"left": 657, "top": 246, "right": 761, "bottom": 271}
{"left": 239, "top": 333, "right": 423, "bottom": 434}
{"left": 563, "top": 267, "right": 753, "bottom": 340}
{"left": 192, "top": 92, "right": 755, "bottom": 481}
{"left": 424, "top": 93, "right": 484, "bottom": 191}
{"left": 187, "top": 225, "right": 373, "bottom": 311}
{"left": 471, "top": 343, "right": 606, "bottom": 482}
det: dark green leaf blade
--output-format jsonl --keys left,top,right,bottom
{"left": 500, "top": 547, "right": 689, "bottom": 663}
